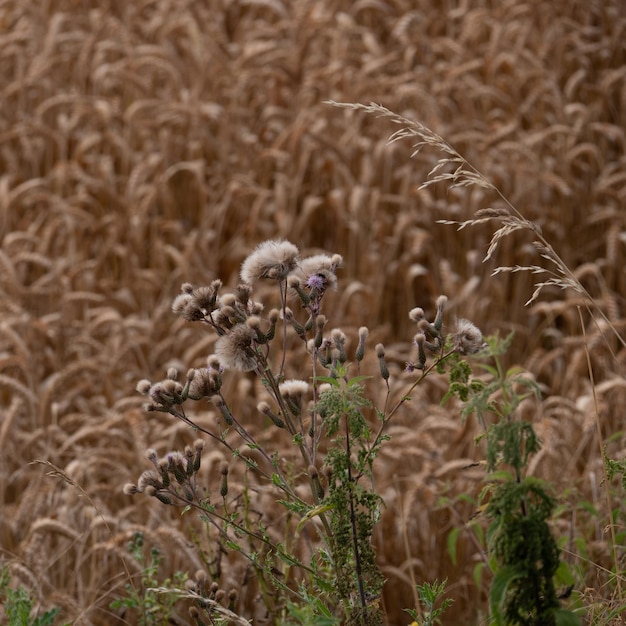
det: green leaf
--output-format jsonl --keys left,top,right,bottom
{"left": 276, "top": 544, "right": 305, "bottom": 568}
{"left": 447, "top": 526, "right": 460, "bottom": 566}
{"left": 489, "top": 565, "right": 524, "bottom": 623}
{"left": 296, "top": 503, "right": 335, "bottom": 533}
{"left": 313, "top": 376, "right": 340, "bottom": 386}
{"left": 485, "top": 470, "right": 515, "bottom": 482}
{"left": 472, "top": 561, "right": 486, "bottom": 591}
{"left": 550, "top": 607, "right": 582, "bottom": 626}
{"left": 347, "top": 375, "right": 372, "bottom": 387}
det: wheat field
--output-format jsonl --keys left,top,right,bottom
{"left": 1, "top": 0, "right": 625, "bottom": 624}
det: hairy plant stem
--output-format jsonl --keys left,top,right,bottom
{"left": 345, "top": 413, "right": 367, "bottom": 613}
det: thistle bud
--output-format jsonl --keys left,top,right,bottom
{"left": 314, "top": 315, "right": 327, "bottom": 348}
{"left": 308, "top": 465, "right": 325, "bottom": 500}
{"left": 375, "top": 343, "right": 389, "bottom": 381}
{"left": 228, "top": 589, "right": 238, "bottom": 611}
{"left": 136, "top": 379, "right": 152, "bottom": 395}
{"left": 414, "top": 333, "right": 427, "bottom": 369}
{"left": 355, "top": 326, "right": 368, "bottom": 362}
{"left": 434, "top": 295, "right": 448, "bottom": 332}
{"left": 331, "top": 329, "right": 347, "bottom": 363}
{"left": 409, "top": 307, "right": 425, "bottom": 322}
{"left": 212, "top": 395, "right": 234, "bottom": 425}
{"left": 258, "top": 401, "right": 285, "bottom": 428}
{"left": 220, "top": 465, "right": 229, "bottom": 498}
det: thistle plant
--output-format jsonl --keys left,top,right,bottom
{"left": 125, "top": 238, "right": 482, "bottom": 624}
{"left": 122, "top": 103, "right": 614, "bottom": 624}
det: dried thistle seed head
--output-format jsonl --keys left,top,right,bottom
{"left": 240, "top": 239, "right": 300, "bottom": 284}
{"left": 220, "top": 293, "right": 237, "bottom": 307}
{"left": 136, "top": 379, "right": 152, "bottom": 394}
{"left": 279, "top": 379, "right": 309, "bottom": 398}
{"left": 193, "top": 439, "right": 204, "bottom": 452}
{"left": 331, "top": 328, "right": 346, "bottom": 346}
{"left": 192, "top": 285, "right": 219, "bottom": 311}
{"left": 214, "top": 324, "right": 258, "bottom": 371}
{"left": 246, "top": 315, "right": 261, "bottom": 330}
{"left": 181, "top": 283, "right": 194, "bottom": 294}
{"left": 161, "top": 379, "right": 183, "bottom": 397}
{"left": 210, "top": 395, "right": 225, "bottom": 408}
{"left": 234, "top": 282, "right": 252, "bottom": 305}
{"left": 172, "top": 292, "right": 204, "bottom": 321}
{"left": 268, "top": 308, "right": 280, "bottom": 323}
{"left": 300, "top": 253, "right": 334, "bottom": 272}
{"left": 123, "top": 483, "right": 139, "bottom": 495}
{"left": 331, "top": 328, "right": 347, "bottom": 362}
{"left": 375, "top": 343, "right": 389, "bottom": 380}
{"left": 452, "top": 318, "right": 485, "bottom": 354}
{"left": 355, "top": 326, "right": 368, "bottom": 362}
{"left": 413, "top": 332, "right": 427, "bottom": 368}
{"left": 167, "top": 451, "right": 189, "bottom": 483}
{"left": 413, "top": 332, "right": 426, "bottom": 347}
{"left": 210, "top": 307, "right": 232, "bottom": 330}
{"left": 148, "top": 383, "right": 171, "bottom": 406}
{"left": 137, "top": 470, "right": 163, "bottom": 492}
{"left": 216, "top": 464, "right": 229, "bottom": 498}
{"left": 409, "top": 307, "right": 425, "bottom": 322}
{"left": 219, "top": 304, "right": 237, "bottom": 320}
{"left": 417, "top": 318, "right": 439, "bottom": 339}
{"left": 188, "top": 367, "right": 220, "bottom": 399}
{"left": 297, "top": 254, "right": 334, "bottom": 278}
{"left": 166, "top": 367, "right": 178, "bottom": 380}
{"left": 315, "top": 315, "right": 327, "bottom": 330}
{"left": 207, "top": 355, "right": 221, "bottom": 370}
{"left": 434, "top": 295, "right": 448, "bottom": 331}
{"left": 145, "top": 448, "right": 158, "bottom": 464}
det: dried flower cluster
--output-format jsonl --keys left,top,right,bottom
{"left": 405, "top": 295, "right": 485, "bottom": 372}
{"left": 124, "top": 440, "right": 205, "bottom": 506}
{"left": 164, "top": 240, "right": 345, "bottom": 374}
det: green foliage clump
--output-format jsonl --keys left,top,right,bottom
{"left": 446, "top": 336, "right": 581, "bottom": 626}
{"left": 0, "top": 565, "right": 65, "bottom": 626}
{"left": 110, "top": 532, "right": 187, "bottom": 626}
